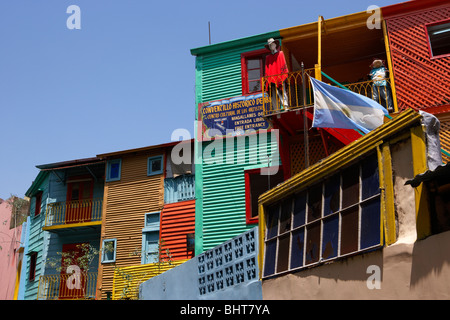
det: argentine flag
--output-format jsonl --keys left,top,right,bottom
{"left": 310, "top": 77, "right": 389, "bottom": 134}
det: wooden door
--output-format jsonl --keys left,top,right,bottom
{"left": 58, "top": 243, "right": 86, "bottom": 299}
{"left": 66, "top": 179, "right": 93, "bottom": 224}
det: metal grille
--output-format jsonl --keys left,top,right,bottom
{"left": 385, "top": 7, "right": 450, "bottom": 111}
{"left": 290, "top": 135, "right": 341, "bottom": 176}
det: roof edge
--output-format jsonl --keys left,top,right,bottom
{"left": 190, "top": 30, "right": 280, "bottom": 56}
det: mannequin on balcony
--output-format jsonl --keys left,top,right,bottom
{"left": 369, "top": 59, "right": 394, "bottom": 112}
{"left": 265, "top": 38, "right": 289, "bottom": 111}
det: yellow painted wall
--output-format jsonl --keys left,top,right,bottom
{"left": 113, "top": 260, "right": 187, "bottom": 300}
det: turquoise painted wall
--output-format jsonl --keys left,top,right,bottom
{"left": 24, "top": 172, "right": 50, "bottom": 300}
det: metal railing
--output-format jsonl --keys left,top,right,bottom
{"left": 261, "top": 69, "right": 394, "bottom": 116}
{"left": 37, "top": 272, "right": 97, "bottom": 300}
{"left": 45, "top": 198, "right": 103, "bottom": 228}
{"left": 164, "top": 175, "right": 195, "bottom": 204}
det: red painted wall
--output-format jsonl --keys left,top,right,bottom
{"left": 159, "top": 200, "right": 195, "bottom": 261}
{"left": 383, "top": 2, "right": 450, "bottom": 113}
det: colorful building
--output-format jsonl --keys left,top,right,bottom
{"left": 187, "top": 0, "right": 450, "bottom": 300}
{"left": 191, "top": 34, "right": 283, "bottom": 256}
{"left": 23, "top": 157, "right": 105, "bottom": 300}
{"left": 0, "top": 197, "right": 28, "bottom": 300}
{"left": 96, "top": 140, "right": 195, "bottom": 300}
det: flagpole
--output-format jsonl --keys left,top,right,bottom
{"left": 302, "top": 62, "right": 310, "bottom": 168}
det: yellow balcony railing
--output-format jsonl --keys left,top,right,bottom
{"left": 261, "top": 69, "right": 394, "bottom": 116}
{"left": 37, "top": 272, "right": 97, "bottom": 300}
{"left": 45, "top": 198, "right": 102, "bottom": 228}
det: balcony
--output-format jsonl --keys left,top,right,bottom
{"left": 164, "top": 175, "right": 195, "bottom": 204}
{"left": 261, "top": 69, "right": 394, "bottom": 116}
{"left": 37, "top": 272, "right": 97, "bottom": 300}
{"left": 44, "top": 198, "right": 103, "bottom": 232}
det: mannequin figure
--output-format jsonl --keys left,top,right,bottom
{"left": 264, "top": 38, "right": 289, "bottom": 111}
{"left": 369, "top": 59, "right": 393, "bottom": 112}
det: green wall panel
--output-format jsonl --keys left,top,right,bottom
{"left": 200, "top": 132, "right": 279, "bottom": 252}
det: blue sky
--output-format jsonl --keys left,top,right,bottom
{"left": 0, "top": 0, "right": 403, "bottom": 200}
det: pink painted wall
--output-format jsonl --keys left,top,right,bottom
{"left": 0, "top": 199, "right": 23, "bottom": 300}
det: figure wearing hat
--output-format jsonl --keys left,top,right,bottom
{"left": 369, "top": 59, "right": 393, "bottom": 112}
{"left": 265, "top": 38, "right": 289, "bottom": 111}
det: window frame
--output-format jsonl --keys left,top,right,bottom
{"left": 28, "top": 252, "right": 38, "bottom": 281}
{"left": 424, "top": 17, "right": 450, "bottom": 59}
{"left": 244, "top": 167, "right": 284, "bottom": 225}
{"left": 147, "top": 155, "right": 164, "bottom": 176}
{"left": 241, "top": 48, "right": 270, "bottom": 95}
{"left": 101, "top": 238, "right": 117, "bottom": 263}
{"left": 142, "top": 211, "right": 161, "bottom": 264}
{"left": 34, "top": 191, "right": 43, "bottom": 217}
{"left": 262, "top": 153, "right": 382, "bottom": 278}
{"left": 106, "top": 159, "right": 122, "bottom": 182}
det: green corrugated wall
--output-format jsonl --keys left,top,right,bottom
{"left": 201, "top": 133, "right": 279, "bottom": 251}
{"left": 192, "top": 30, "right": 281, "bottom": 255}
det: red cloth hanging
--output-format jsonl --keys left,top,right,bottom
{"left": 265, "top": 51, "right": 288, "bottom": 89}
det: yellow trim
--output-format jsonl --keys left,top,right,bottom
{"left": 316, "top": 16, "right": 324, "bottom": 81}
{"left": 42, "top": 220, "right": 101, "bottom": 231}
{"left": 382, "top": 20, "right": 399, "bottom": 113}
{"left": 13, "top": 258, "right": 22, "bottom": 300}
{"left": 258, "top": 203, "right": 266, "bottom": 280}
{"left": 410, "top": 125, "right": 431, "bottom": 239}
{"left": 376, "top": 146, "right": 385, "bottom": 246}
{"left": 380, "top": 143, "right": 397, "bottom": 245}
{"left": 279, "top": 11, "right": 370, "bottom": 42}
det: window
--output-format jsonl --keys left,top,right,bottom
{"left": 29, "top": 252, "right": 38, "bottom": 281}
{"left": 241, "top": 49, "right": 269, "bottom": 95}
{"left": 101, "top": 239, "right": 117, "bottom": 263}
{"left": 245, "top": 167, "right": 284, "bottom": 224}
{"left": 34, "top": 191, "right": 43, "bottom": 216}
{"left": 426, "top": 19, "right": 450, "bottom": 58}
{"left": 263, "top": 153, "right": 382, "bottom": 278}
{"left": 106, "top": 159, "right": 121, "bottom": 182}
{"left": 142, "top": 211, "right": 160, "bottom": 264}
{"left": 147, "top": 155, "right": 164, "bottom": 176}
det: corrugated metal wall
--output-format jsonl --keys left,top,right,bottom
{"left": 201, "top": 132, "right": 279, "bottom": 251}
{"left": 112, "top": 259, "right": 187, "bottom": 300}
{"left": 193, "top": 33, "right": 281, "bottom": 255}
{"left": 159, "top": 199, "right": 195, "bottom": 261}
{"left": 99, "top": 151, "right": 164, "bottom": 300}
{"left": 196, "top": 42, "right": 269, "bottom": 104}
{"left": 24, "top": 173, "right": 50, "bottom": 300}
{"left": 385, "top": 5, "right": 450, "bottom": 111}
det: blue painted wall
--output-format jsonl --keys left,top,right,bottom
{"left": 24, "top": 164, "right": 104, "bottom": 300}
{"left": 139, "top": 227, "right": 262, "bottom": 300}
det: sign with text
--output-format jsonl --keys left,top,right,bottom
{"left": 199, "top": 94, "right": 271, "bottom": 140}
